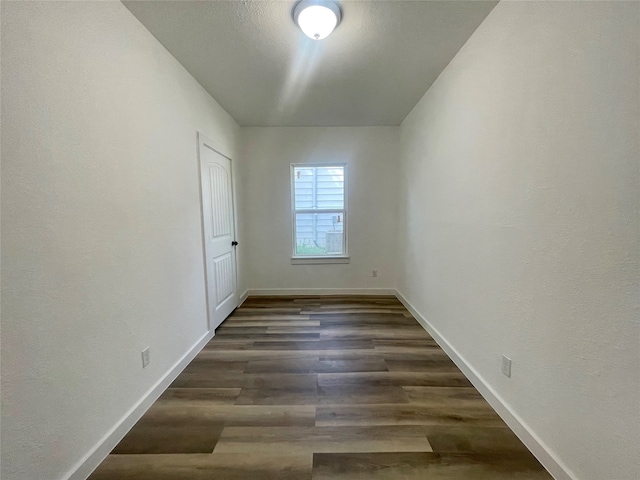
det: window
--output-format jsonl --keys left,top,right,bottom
{"left": 291, "top": 163, "right": 347, "bottom": 263}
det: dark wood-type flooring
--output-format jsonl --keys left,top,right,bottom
{"left": 90, "top": 296, "right": 552, "bottom": 479}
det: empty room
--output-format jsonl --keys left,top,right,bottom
{"left": 1, "top": 1, "right": 638, "bottom": 479}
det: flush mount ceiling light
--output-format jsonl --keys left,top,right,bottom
{"left": 293, "top": 0, "right": 342, "bottom": 40}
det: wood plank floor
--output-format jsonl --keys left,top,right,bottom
{"left": 89, "top": 296, "right": 552, "bottom": 479}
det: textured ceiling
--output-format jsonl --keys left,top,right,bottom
{"left": 123, "top": 0, "right": 498, "bottom": 126}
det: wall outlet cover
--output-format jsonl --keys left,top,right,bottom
{"left": 501, "top": 354, "right": 511, "bottom": 378}
{"left": 142, "top": 347, "right": 150, "bottom": 368}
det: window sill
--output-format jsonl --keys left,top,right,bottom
{"left": 291, "top": 256, "right": 350, "bottom": 265}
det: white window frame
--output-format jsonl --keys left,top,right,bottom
{"left": 291, "top": 163, "right": 349, "bottom": 265}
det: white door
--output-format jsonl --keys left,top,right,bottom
{"left": 198, "top": 134, "right": 238, "bottom": 330}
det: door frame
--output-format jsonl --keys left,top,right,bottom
{"left": 196, "top": 131, "right": 239, "bottom": 331}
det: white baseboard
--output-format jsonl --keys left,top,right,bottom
{"left": 246, "top": 288, "right": 397, "bottom": 297}
{"left": 238, "top": 289, "right": 250, "bottom": 306}
{"left": 66, "top": 328, "right": 216, "bottom": 480}
{"left": 394, "top": 289, "right": 576, "bottom": 480}
{"left": 64, "top": 289, "right": 573, "bottom": 480}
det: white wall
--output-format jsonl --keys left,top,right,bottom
{"left": 3, "top": 1, "right": 638, "bottom": 479}
{"left": 239, "top": 127, "right": 399, "bottom": 292}
{"left": 0, "top": 2, "right": 240, "bottom": 479}
{"left": 398, "top": 2, "right": 639, "bottom": 480}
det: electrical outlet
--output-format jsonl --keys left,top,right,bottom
{"left": 501, "top": 354, "right": 511, "bottom": 378}
{"left": 142, "top": 347, "right": 150, "bottom": 368}
{"left": 372, "top": 269, "right": 378, "bottom": 277}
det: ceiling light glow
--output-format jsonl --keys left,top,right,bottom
{"left": 293, "top": 0, "right": 342, "bottom": 40}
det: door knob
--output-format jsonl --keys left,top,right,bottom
{"left": 231, "top": 241, "right": 238, "bottom": 246}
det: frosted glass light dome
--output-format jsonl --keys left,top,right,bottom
{"left": 293, "top": 1, "right": 342, "bottom": 40}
